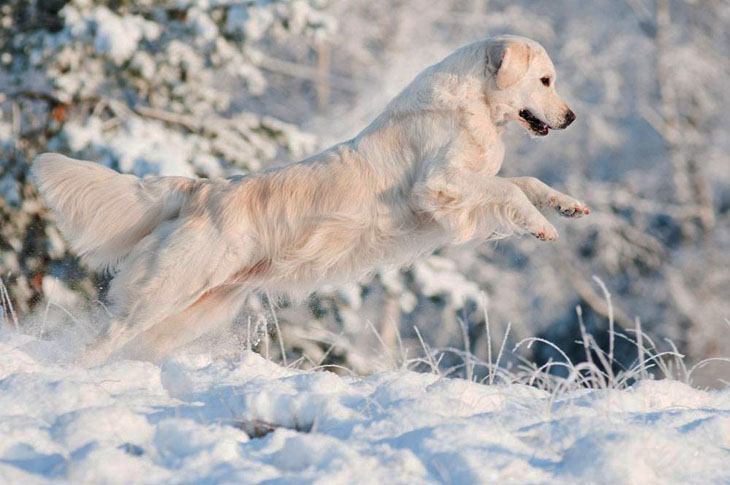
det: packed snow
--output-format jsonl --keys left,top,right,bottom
{"left": 1, "top": 331, "right": 728, "bottom": 484}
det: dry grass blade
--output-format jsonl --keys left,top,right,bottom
{"left": 0, "top": 278, "right": 20, "bottom": 331}
{"left": 414, "top": 325, "right": 439, "bottom": 375}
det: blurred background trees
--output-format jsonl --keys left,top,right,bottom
{"left": 1, "top": 0, "right": 728, "bottom": 383}
{"left": 0, "top": 0, "right": 328, "bottom": 310}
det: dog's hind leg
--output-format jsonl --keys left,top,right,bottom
{"left": 80, "top": 284, "right": 248, "bottom": 366}
{"left": 81, "top": 218, "right": 257, "bottom": 366}
{"left": 80, "top": 318, "right": 143, "bottom": 366}
{"left": 509, "top": 177, "right": 590, "bottom": 218}
{"left": 110, "top": 285, "right": 251, "bottom": 362}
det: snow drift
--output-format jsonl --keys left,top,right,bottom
{"left": 0, "top": 331, "right": 728, "bottom": 484}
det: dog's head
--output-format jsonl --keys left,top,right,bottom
{"left": 484, "top": 36, "right": 575, "bottom": 136}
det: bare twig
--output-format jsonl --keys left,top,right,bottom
{"left": 255, "top": 54, "right": 360, "bottom": 93}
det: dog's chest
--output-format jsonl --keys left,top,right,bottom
{"left": 461, "top": 107, "right": 504, "bottom": 175}
{"left": 479, "top": 137, "right": 504, "bottom": 175}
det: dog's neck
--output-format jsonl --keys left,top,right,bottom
{"left": 486, "top": 101, "right": 513, "bottom": 135}
{"left": 345, "top": 43, "right": 514, "bottom": 179}
{"left": 356, "top": 92, "right": 505, "bottom": 174}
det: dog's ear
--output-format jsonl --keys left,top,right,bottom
{"left": 486, "top": 40, "right": 532, "bottom": 90}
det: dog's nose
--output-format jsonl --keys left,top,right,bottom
{"left": 561, "top": 109, "right": 576, "bottom": 128}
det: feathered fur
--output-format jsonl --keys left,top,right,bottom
{"left": 32, "top": 154, "right": 199, "bottom": 271}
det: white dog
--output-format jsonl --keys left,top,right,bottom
{"left": 33, "top": 35, "right": 588, "bottom": 364}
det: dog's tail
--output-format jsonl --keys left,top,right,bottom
{"left": 32, "top": 153, "right": 198, "bottom": 271}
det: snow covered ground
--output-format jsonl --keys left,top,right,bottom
{"left": 1, "top": 331, "right": 729, "bottom": 484}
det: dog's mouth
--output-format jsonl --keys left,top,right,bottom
{"left": 518, "top": 109, "right": 550, "bottom": 136}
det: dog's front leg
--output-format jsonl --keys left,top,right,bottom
{"left": 415, "top": 174, "right": 559, "bottom": 243}
{"left": 509, "top": 176, "right": 590, "bottom": 218}
{"left": 488, "top": 177, "right": 560, "bottom": 241}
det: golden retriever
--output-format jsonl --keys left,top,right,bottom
{"left": 32, "top": 35, "right": 588, "bottom": 364}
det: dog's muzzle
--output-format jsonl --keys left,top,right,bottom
{"left": 519, "top": 109, "right": 550, "bottom": 136}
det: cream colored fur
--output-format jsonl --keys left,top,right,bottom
{"left": 32, "top": 35, "right": 589, "bottom": 364}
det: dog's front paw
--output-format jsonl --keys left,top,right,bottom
{"left": 549, "top": 194, "right": 590, "bottom": 218}
{"left": 532, "top": 226, "right": 558, "bottom": 241}
{"left": 529, "top": 222, "right": 559, "bottom": 241}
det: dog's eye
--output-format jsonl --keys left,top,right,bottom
{"left": 540, "top": 76, "right": 551, "bottom": 87}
